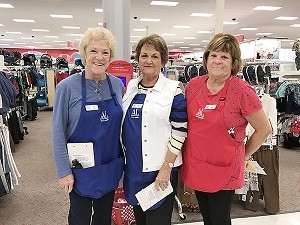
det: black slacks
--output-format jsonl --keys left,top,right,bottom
{"left": 68, "top": 190, "right": 115, "bottom": 225}
{"left": 194, "top": 190, "right": 235, "bottom": 225}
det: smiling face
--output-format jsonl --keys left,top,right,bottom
{"left": 84, "top": 39, "right": 111, "bottom": 80}
{"left": 138, "top": 44, "right": 163, "bottom": 78}
{"left": 206, "top": 50, "right": 233, "bottom": 79}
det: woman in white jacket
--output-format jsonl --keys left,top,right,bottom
{"left": 122, "top": 34, "right": 187, "bottom": 225}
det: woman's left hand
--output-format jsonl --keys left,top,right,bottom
{"left": 154, "top": 163, "right": 172, "bottom": 191}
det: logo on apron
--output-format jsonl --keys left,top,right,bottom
{"left": 195, "top": 108, "right": 204, "bottom": 119}
{"left": 131, "top": 108, "right": 139, "bottom": 119}
{"left": 100, "top": 111, "right": 109, "bottom": 122}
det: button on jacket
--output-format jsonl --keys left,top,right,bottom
{"left": 122, "top": 73, "right": 182, "bottom": 172}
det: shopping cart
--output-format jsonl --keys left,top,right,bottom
{"left": 112, "top": 187, "right": 135, "bottom": 225}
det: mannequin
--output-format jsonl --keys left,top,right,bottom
{"left": 292, "top": 38, "right": 300, "bottom": 70}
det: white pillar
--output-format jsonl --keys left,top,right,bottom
{"left": 0, "top": 55, "right": 4, "bottom": 71}
{"left": 103, "top": 0, "right": 131, "bottom": 61}
{"left": 215, "top": 0, "right": 225, "bottom": 34}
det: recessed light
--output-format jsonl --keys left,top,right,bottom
{"left": 161, "top": 33, "right": 175, "bottom": 36}
{"left": 70, "top": 34, "right": 83, "bottom": 36}
{"left": 290, "top": 24, "right": 300, "bottom": 27}
{"left": 33, "top": 42, "right": 45, "bottom": 44}
{"left": 0, "top": 4, "right": 14, "bottom": 8}
{"left": 0, "top": 39, "right": 14, "bottom": 41}
{"left": 31, "top": 29, "right": 50, "bottom": 32}
{"left": 190, "top": 13, "right": 213, "bottom": 17}
{"left": 98, "top": 23, "right": 103, "bottom": 26}
{"left": 223, "top": 21, "right": 239, "bottom": 25}
{"left": 239, "top": 28, "right": 258, "bottom": 31}
{"left": 49, "top": 14, "right": 73, "bottom": 19}
{"left": 180, "top": 47, "right": 190, "bottom": 49}
{"left": 44, "top": 36, "right": 59, "bottom": 38}
{"left": 189, "top": 44, "right": 200, "bottom": 46}
{"left": 275, "top": 16, "right": 298, "bottom": 21}
{"left": 95, "top": 8, "right": 103, "bottom": 12}
{"left": 252, "top": 6, "right": 281, "bottom": 11}
{"left": 172, "top": 41, "right": 184, "bottom": 44}
{"left": 133, "top": 28, "right": 146, "bottom": 31}
{"left": 0, "top": 24, "right": 4, "bottom": 27}
{"left": 21, "top": 37, "right": 35, "bottom": 40}
{"left": 172, "top": 25, "right": 190, "bottom": 28}
{"left": 5, "top": 32, "right": 23, "bottom": 34}
{"left": 150, "top": 1, "right": 178, "bottom": 6}
{"left": 130, "top": 35, "right": 143, "bottom": 38}
{"left": 256, "top": 33, "right": 273, "bottom": 36}
{"left": 183, "top": 37, "right": 196, "bottom": 40}
{"left": 0, "top": 44, "right": 9, "bottom": 46}
{"left": 197, "top": 31, "right": 212, "bottom": 34}
{"left": 62, "top": 26, "right": 80, "bottom": 29}
{"left": 140, "top": 18, "right": 161, "bottom": 22}
{"left": 14, "top": 43, "right": 26, "bottom": 45}
{"left": 13, "top": 19, "right": 36, "bottom": 23}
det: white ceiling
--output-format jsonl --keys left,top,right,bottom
{"left": 0, "top": 0, "right": 299, "bottom": 53}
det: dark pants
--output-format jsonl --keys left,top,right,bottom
{"left": 194, "top": 190, "right": 235, "bottom": 225}
{"left": 296, "top": 52, "right": 300, "bottom": 70}
{"left": 133, "top": 191, "right": 175, "bottom": 225}
{"left": 68, "top": 190, "right": 115, "bottom": 225}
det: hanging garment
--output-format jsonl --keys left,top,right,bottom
{"left": 68, "top": 71, "right": 124, "bottom": 199}
{"left": 244, "top": 145, "right": 279, "bottom": 214}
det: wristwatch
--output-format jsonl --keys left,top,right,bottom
{"left": 164, "top": 160, "right": 174, "bottom": 168}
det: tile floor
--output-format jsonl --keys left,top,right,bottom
{"left": 177, "top": 212, "right": 300, "bottom": 225}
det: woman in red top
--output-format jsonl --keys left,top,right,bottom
{"left": 181, "top": 33, "right": 271, "bottom": 225}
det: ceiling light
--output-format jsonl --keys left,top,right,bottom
{"left": 33, "top": 42, "right": 45, "bottom": 44}
{"left": 44, "top": 36, "right": 59, "bottom": 38}
{"left": 0, "top": 44, "right": 9, "bottom": 46}
{"left": 5, "top": 32, "right": 23, "bottom": 34}
{"left": 183, "top": 37, "right": 196, "bottom": 39}
{"left": 190, "top": 13, "right": 214, "bottom": 17}
{"left": 41, "top": 45, "right": 52, "bottom": 47}
{"left": 62, "top": 26, "right": 80, "bottom": 29}
{"left": 13, "top": 19, "right": 36, "bottom": 23}
{"left": 25, "top": 46, "right": 35, "bottom": 48}
{"left": 98, "top": 23, "right": 103, "bottom": 26}
{"left": 53, "top": 40, "right": 65, "bottom": 43}
{"left": 70, "top": 34, "right": 83, "bottom": 36}
{"left": 14, "top": 43, "right": 26, "bottom": 45}
{"left": 140, "top": 18, "right": 161, "bottom": 22}
{"left": 180, "top": 47, "right": 189, "bottom": 49}
{"left": 31, "top": 29, "right": 50, "bottom": 32}
{"left": 130, "top": 40, "right": 138, "bottom": 43}
{"left": 150, "top": 1, "right": 178, "bottom": 6}
{"left": 59, "top": 44, "right": 67, "bottom": 46}
{"left": 201, "top": 40, "right": 209, "bottom": 43}
{"left": 239, "top": 28, "right": 258, "bottom": 31}
{"left": 252, "top": 6, "right": 281, "bottom": 11}
{"left": 172, "top": 25, "right": 190, "bottom": 28}
{"left": 275, "top": 16, "right": 298, "bottom": 20}
{"left": 281, "top": 39, "right": 294, "bottom": 42}
{"left": 161, "top": 33, "right": 175, "bottom": 36}
{"left": 21, "top": 37, "right": 35, "bottom": 40}
{"left": 290, "top": 24, "right": 300, "bottom": 27}
{"left": 49, "top": 14, "right": 73, "bottom": 19}
{"left": 223, "top": 21, "right": 239, "bottom": 25}
{"left": 167, "top": 45, "right": 175, "bottom": 47}
{"left": 0, "top": 4, "right": 14, "bottom": 8}
{"left": 130, "top": 35, "right": 143, "bottom": 38}
{"left": 133, "top": 28, "right": 146, "bottom": 31}
{"left": 172, "top": 41, "right": 184, "bottom": 43}
{"left": 197, "top": 31, "right": 211, "bottom": 33}
{"left": 95, "top": 8, "right": 103, "bottom": 12}
{"left": 0, "top": 24, "right": 4, "bottom": 26}
{"left": 256, "top": 32, "right": 273, "bottom": 36}
{"left": 189, "top": 44, "right": 200, "bottom": 46}
{"left": 0, "top": 38, "right": 14, "bottom": 41}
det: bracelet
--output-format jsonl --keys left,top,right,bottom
{"left": 164, "top": 160, "right": 174, "bottom": 168}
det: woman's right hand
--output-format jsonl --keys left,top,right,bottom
{"left": 59, "top": 174, "right": 74, "bottom": 193}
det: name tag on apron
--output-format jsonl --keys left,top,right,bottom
{"left": 132, "top": 104, "right": 143, "bottom": 109}
{"left": 85, "top": 105, "right": 99, "bottom": 111}
{"left": 204, "top": 104, "right": 217, "bottom": 110}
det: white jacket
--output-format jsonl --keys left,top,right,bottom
{"left": 123, "top": 73, "right": 182, "bottom": 172}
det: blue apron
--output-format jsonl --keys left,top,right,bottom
{"left": 68, "top": 71, "right": 125, "bottom": 199}
{"left": 123, "top": 93, "right": 175, "bottom": 210}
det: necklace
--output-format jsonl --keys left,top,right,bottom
{"left": 86, "top": 79, "right": 106, "bottom": 100}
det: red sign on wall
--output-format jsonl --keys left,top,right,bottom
{"left": 107, "top": 60, "right": 133, "bottom": 88}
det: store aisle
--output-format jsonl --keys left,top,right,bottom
{"left": 0, "top": 110, "right": 299, "bottom": 225}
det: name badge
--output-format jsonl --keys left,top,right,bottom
{"left": 132, "top": 104, "right": 143, "bottom": 109}
{"left": 204, "top": 104, "right": 217, "bottom": 110}
{"left": 85, "top": 105, "right": 99, "bottom": 111}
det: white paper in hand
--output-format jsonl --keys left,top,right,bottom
{"left": 67, "top": 142, "right": 95, "bottom": 169}
{"left": 135, "top": 181, "right": 173, "bottom": 211}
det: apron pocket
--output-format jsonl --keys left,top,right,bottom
{"left": 73, "top": 157, "right": 125, "bottom": 198}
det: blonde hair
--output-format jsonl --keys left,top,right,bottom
{"left": 79, "top": 27, "right": 116, "bottom": 65}
{"left": 202, "top": 33, "right": 242, "bottom": 75}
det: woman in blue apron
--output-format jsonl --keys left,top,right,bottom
{"left": 122, "top": 34, "right": 187, "bottom": 225}
{"left": 52, "top": 27, "right": 124, "bottom": 225}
